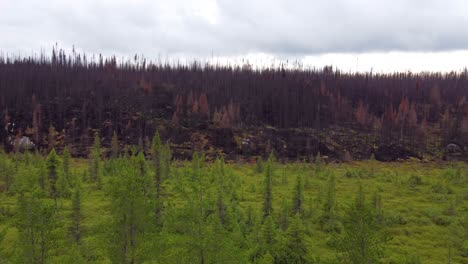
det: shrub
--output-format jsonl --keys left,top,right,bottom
{"left": 432, "top": 215, "right": 451, "bottom": 226}
{"left": 344, "top": 169, "right": 358, "bottom": 178}
{"left": 408, "top": 174, "right": 423, "bottom": 188}
{"left": 431, "top": 181, "right": 453, "bottom": 194}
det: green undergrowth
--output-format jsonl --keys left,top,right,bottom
{"left": 0, "top": 149, "right": 466, "bottom": 264}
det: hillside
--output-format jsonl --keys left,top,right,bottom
{"left": 1, "top": 50, "right": 468, "bottom": 160}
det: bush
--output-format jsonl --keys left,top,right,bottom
{"left": 442, "top": 163, "right": 465, "bottom": 183}
{"left": 432, "top": 215, "right": 451, "bottom": 226}
{"left": 431, "top": 181, "right": 453, "bottom": 194}
{"left": 408, "top": 174, "right": 423, "bottom": 188}
{"left": 344, "top": 169, "right": 358, "bottom": 178}
{"left": 385, "top": 213, "right": 408, "bottom": 226}
{"left": 323, "top": 219, "right": 343, "bottom": 234}
{"left": 254, "top": 157, "right": 264, "bottom": 174}
{"left": 424, "top": 208, "right": 451, "bottom": 226}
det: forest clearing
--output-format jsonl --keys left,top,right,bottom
{"left": 0, "top": 133, "right": 466, "bottom": 263}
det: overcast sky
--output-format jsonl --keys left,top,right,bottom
{"left": 1, "top": 0, "right": 468, "bottom": 72}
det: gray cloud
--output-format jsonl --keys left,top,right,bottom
{"left": 0, "top": 0, "right": 467, "bottom": 57}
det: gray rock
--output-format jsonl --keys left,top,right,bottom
{"left": 446, "top": 143, "right": 461, "bottom": 153}
{"left": 12, "top": 136, "right": 35, "bottom": 151}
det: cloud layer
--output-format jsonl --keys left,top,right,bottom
{"left": 1, "top": 0, "right": 468, "bottom": 56}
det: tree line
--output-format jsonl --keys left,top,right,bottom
{"left": 1, "top": 48, "right": 468, "bottom": 156}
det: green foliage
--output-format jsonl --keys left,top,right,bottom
{"left": 335, "top": 184, "right": 391, "bottom": 264}
{"left": 254, "top": 215, "right": 278, "bottom": 262}
{"left": 372, "top": 191, "right": 384, "bottom": 224}
{"left": 216, "top": 157, "right": 227, "bottom": 225}
{"left": 70, "top": 187, "right": 82, "bottom": 244}
{"left": 0, "top": 150, "right": 466, "bottom": 263}
{"left": 320, "top": 173, "right": 341, "bottom": 233}
{"left": 107, "top": 156, "right": 154, "bottom": 264}
{"left": 151, "top": 130, "right": 171, "bottom": 225}
{"left": 15, "top": 189, "right": 59, "bottom": 263}
{"left": 277, "top": 214, "right": 309, "bottom": 264}
{"left": 263, "top": 153, "right": 274, "bottom": 219}
{"left": 315, "top": 152, "right": 323, "bottom": 173}
{"left": 110, "top": 131, "right": 119, "bottom": 159}
{"left": 408, "top": 174, "right": 423, "bottom": 188}
{"left": 62, "top": 147, "right": 71, "bottom": 180}
{"left": 392, "top": 254, "right": 422, "bottom": 264}
{"left": 0, "top": 226, "right": 6, "bottom": 260}
{"left": 279, "top": 197, "right": 289, "bottom": 231}
{"left": 292, "top": 175, "right": 304, "bottom": 215}
{"left": 255, "top": 156, "right": 264, "bottom": 174}
{"left": 89, "top": 132, "right": 102, "bottom": 189}
{"left": 0, "top": 150, "right": 15, "bottom": 193}
{"left": 46, "top": 148, "right": 60, "bottom": 201}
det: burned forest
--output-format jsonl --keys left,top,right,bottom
{"left": 1, "top": 49, "right": 468, "bottom": 161}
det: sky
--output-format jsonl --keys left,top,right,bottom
{"left": 1, "top": 0, "right": 468, "bottom": 72}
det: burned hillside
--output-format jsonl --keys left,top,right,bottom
{"left": 1, "top": 49, "right": 468, "bottom": 161}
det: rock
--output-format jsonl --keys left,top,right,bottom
{"left": 446, "top": 143, "right": 462, "bottom": 153}
{"left": 375, "top": 144, "right": 421, "bottom": 162}
{"left": 12, "top": 136, "right": 35, "bottom": 152}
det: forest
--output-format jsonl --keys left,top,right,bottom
{"left": 0, "top": 131, "right": 466, "bottom": 263}
{"left": 0, "top": 49, "right": 468, "bottom": 161}
{"left": 0, "top": 50, "right": 467, "bottom": 264}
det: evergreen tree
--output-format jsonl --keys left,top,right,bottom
{"left": 263, "top": 153, "right": 274, "bottom": 219}
{"left": 320, "top": 173, "right": 340, "bottom": 233}
{"left": 62, "top": 146, "right": 71, "bottom": 184}
{"left": 258, "top": 215, "right": 277, "bottom": 261}
{"left": 70, "top": 187, "right": 82, "bottom": 245}
{"left": 336, "top": 184, "right": 391, "bottom": 264}
{"left": 57, "top": 147, "right": 72, "bottom": 198}
{"left": 245, "top": 204, "right": 256, "bottom": 231}
{"left": 372, "top": 191, "right": 384, "bottom": 224}
{"left": 187, "top": 151, "right": 209, "bottom": 264}
{"left": 216, "top": 157, "right": 227, "bottom": 225}
{"left": 257, "top": 252, "right": 274, "bottom": 264}
{"left": 0, "top": 151, "right": 14, "bottom": 193}
{"left": 16, "top": 190, "right": 58, "bottom": 264}
{"left": 262, "top": 216, "right": 276, "bottom": 246}
{"left": 315, "top": 152, "right": 323, "bottom": 173}
{"left": 151, "top": 131, "right": 163, "bottom": 221}
{"left": 255, "top": 156, "right": 264, "bottom": 174}
{"left": 46, "top": 148, "right": 60, "bottom": 207}
{"left": 111, "top": 130, "right": 119, "bottom": 159}
{"left": 161, "top": 142, "right": 172, "bottom": 180}
{"left": 89, "top": 131, "right": 102, "bottom": 189}
{"left": 108, "top": 157, "right": 152, "bottom": 264}
{"left": 277, "top": 214, "right": 309, "bottom": 264}
{"left": 292, "top": 175, "right": 304, "bottom": 215}
{"left": 279, "top": 197, "right": 289, "bottom": 231}
{"left": 134, "top": 151, "right": 151, "bottom": 197}
{"left": 202, "top": 214, "right": 248, "bottom": 264}
{"left": 37, "top": 157, "right": 48, "bottom": 193}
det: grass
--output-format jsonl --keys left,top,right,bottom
{"left": 0, "top": 156, "right": 467, "bottom": 263}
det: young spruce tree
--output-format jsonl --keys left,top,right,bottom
{"left": 89, "top": 131, "right": 102, "bottom": 189}
{"left": 277, "top": 214, "right": 309, "bottom": 264}
{"left": 110, "top": 131, "right": 119, "bottom": 159}
{"left": 108, "top": 156, "right": 152, "bottom": 264}
{"left": 70, "top": 187, "right": 82, "bottom": 244}
{"left": 263, "top": 153, "right": 274, "bottom": 220}
{"left": 46, "top": 148, "right": 59, "bottom": 207}
{"left": 292, "top": 175, "right": 304, "bottom": 215}
{"left": 336, "top": 184, "right": 391, "bottom": 264}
